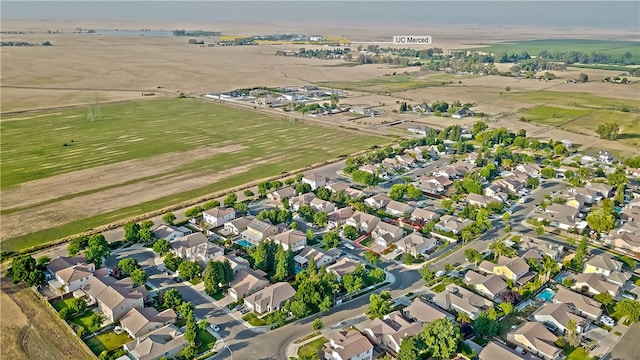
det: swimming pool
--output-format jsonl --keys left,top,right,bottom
{"left": 537, "top": 288, "right": 556, "bottom": 302}
{"left": 555, "top": 272, "right": 571, "bottom": 283}
{"left": 236, "top": 239, "right": 254, "bottom": 248}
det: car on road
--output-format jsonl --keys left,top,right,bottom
{"left": 210, "top": 323, "right": 221, "bottom": 332}
{"left": 345, "top": 243, "right": 355, "bottom": 250}
{"left": 435, "top": 270, "right": 446, "bottom": 277}
{"left": 173, "top": 277, "right": 183, "bottom": 282}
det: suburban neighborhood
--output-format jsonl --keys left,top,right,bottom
{"left": 8, "top": 119, "right": 640, "bottom": 360}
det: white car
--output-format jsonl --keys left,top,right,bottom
{"left": 435, "top": 270, "right": 446, "bottom": 277}
{"left": 345, "top": 243, "right": 355, "bottom": 250}
{"left": 210, "top": 323, "right": 220, "bottom": 332}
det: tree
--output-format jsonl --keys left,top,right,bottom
{"left": 343, "top": 225, "right": 359, "bottom": 240}
{"left": 130, "top": 268, "right": 147, "bottom": 286}
{"left": 472, "top": 121, "right": 488, "bottom": 134}
{"left": 396, "top": 335, "right": 421, "bottom": 360}
{"left": 389, "top": 184, "right": 407, "bottom": 200}
{"left": 273, "top": 246, "right": 294, "bottom": 282}
{"left": 234, "top": 201, "right": 249, "bottom": 216}
{"left": 586, "top": 209, "right": 616, "bottom": 233}
{"left": 464, "top": 248, "right": 481, "bottom": 264}
{"left": 139, "top": 228, "right": 155, "bottom": 244}
{"left": 70, "top": 297, "right": 87, "bottom": 314}
{"left": 85, "top": 234, "right": 111, "bottom": 268}
{"left": 184, "top": 310, "right": 197, "bottom": 345}
{"left": 153, "top": 239, "right": 171, "bottom": 256}
{"left": 306, "top": 229, "right": 316, "bottom": 242}
{"left": 614, "top": 299, "right": 640, "bottom": 322}
{"left": 578, "top": 72, "right": 588, "bottom": 83}
{"left": 500, "top": 302, "right": 516, "bottom": 316}
{"left": 366, "top": 291, "right": 393, "bottom": 319}
{"left": 178, "top": 345, "right": 197, "bottom": 360}
{"left": 178, "top": 260, "right": 202, "bottom": 281}
{"left": 313, "top": 211, "right": 328, "bottom": 227}
{"left": 418, "top": 265, "right": 435, "bottom": 283}
{"left": 500, "top": 290, "right": 521, "bottom": 304}
{"left": 203, "top": 200, "right": 220, "bottom": 210}
{"left": 59, "top": 307, "right": 71, "bottom": 320}
{"left": 541, "top": 255, "right": 559, "bottom": 282}
{"left": 266, "top": 309, "right": 287, "bottom": 328}
{"left": 541, "top": 167, "right": 556, "bottom": 179}
{"left": 162, "top": 212, "right": 177, "bottom": 225}
{"left": 527, "top": 177, "right": 540, "bottom": 190}
{"left": 596, "top": 122, "right": 620, "bottom": 141}
{"left": 404, "top": 253, "right": 415, "bottom": 265}
{"left": 164, "top": 252, "right": 183, "bottom": 272}
{"left": 289, "top": 221, "right": 298, "bottom": 230}
{"left": 364, "top": 251, "right": 380, "bottom": 266}
{"left": 473, "top": 312, "right": 499, "bottom": 337}
{"left": 67, "top": 235, "right": 89, "bottom": 256}
{"left": 244, "top": 189, "right": 254, "bottom": 197}
{"left": 322, "top": 231, "right": 340, "bottom": 249}
{"left": 594, "top": 292, "right": 614, "bottom": 307}
{"left": 565, "top": 319, "right": 581, "bottom": 347}
{"left": 124, "top": 222, "right": 141, "bottom": 243}
{"left": 422, "top": 318, "right": 462, "bottom": 359}
{"left": 553, "top": 144, "right": 567, "bottom": 155}
{"left": 177, "top": 301, "right": 195, "bottom": 319}
{"left": 10, "top": 255, "right": 45, "bottom": 286}
{"left": 312, "top": 318, "right": 324, "bottom": 330}
{"left": 185, "top": 206, "right": 203, "bottom": 219}
{"left": 118, "top": 258, "right": 140, "bottom": 276}
{"left": 619, "top": 255, "right": 637, "bottom": 270}
{"left": 163, "top": 288, "right": 183, "bottom": 309}
{"left": 223, "top": 193, "right": 238, "bottom": 208}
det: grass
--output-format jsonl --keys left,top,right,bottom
{"left": 360, "top": 237, "right": 374, "bottom": 248}
{"left": 69, "top": 311, "right": 97, "bottom": 329}
{"left": 467, "top": 39, "right": 640, "bottom": 63}
{"left": 319, "top": 73, "right": 475, "bottom": 94}
{"left": 472, "top": 336, "right": 490, "bottom": 346}
{"left": 294, "top": 332, "right": 321, "bottom": 344}
{"left": 195, "top": 330, "right": 216, "bottom": 354}
{"left": 242, "top": 312, "right": 268, "bottom": 326}
{"left": 432, "top": 283, "right": 446, "bottom": 293}
{"left": 85, "top": 331, "right": 131, "bottom": 355}
{"left": 521, "top": 105, "right": 592, "bottom": 127}
{"left": 297, "top": 337, "right": 327, "bottom": 359}
{"left": 51, "top": 297, "right": 76, "bottom": 311}
{"left": 211, "top": 292, "right": 225, "bottom": 301}
{"left": 566, "top": 348, "right": 591, "bottom": 360}
{"left": 1, "top": 98, "right": 385, "bottom": 252}
{"left": 511, "top": 91, "right": 639, "bottom": 111}
{"left": 498, "top": 316, "right": 523, "bottom": 338}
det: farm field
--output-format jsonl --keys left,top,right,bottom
{"left": 0, "top": 277, "right": 96, "bottom": 360}
{"left": 0, "top": 98, "right": 385, "bottom": 252}
{"left": 467, "top": 39, "right": 640, "bottom": 62}
{"left": 319, "top": 73, "right": 477, "bottom": 94}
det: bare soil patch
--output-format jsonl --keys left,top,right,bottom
{"left": 0, "top": 277, "right": 95, "bottom": 360}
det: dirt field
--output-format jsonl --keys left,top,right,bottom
{"left": 0, "top": 276, "right": 95, "bottom": 360}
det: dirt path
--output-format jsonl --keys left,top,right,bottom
{"left": 0, "top": 277, "right": 95, "bottom": 360}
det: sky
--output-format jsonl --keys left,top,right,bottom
{"left": 2, "top": 1, "right": 639, "bottom": 29}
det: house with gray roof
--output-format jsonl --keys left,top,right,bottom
{"left": 267, "top": 186, "right": 296, "bottom": 201}
{"left": 82, "top": 275, "right": 148, "bottom": 322}
{"left": 326, "top": 257, "right": 360, "bottom": 281}
{"left": 120, "top": 307, "right": 177, "bottom": 339}
{"left": 51, "top": 262, "right": 95, "bottom": 294}
{"left": 124, "top": 324, "right": 187, "bottom": 360}
{"left": 202, "top": 206, "right": 236, "bottom": 227}
{"left": 583, "top": 254, "right": 622, "bottom": 276}
{"left": 228, "top": 269, "right": 269, "bottom": 301}
{"left": 345, "top": 211, "right": 380, "bottom": 233}
{"left": 364, "top": 193, "right": 392, "bottom": 210}
{"left": 364, "top": 311, "right": 421, "bottom": 354}
{"left": 244, "top": 282, "right": 296, "bottom": 314}
{"left": 385, "top": 200, "right": 414, "bottom": 217}
{"left": 324, "top": 329, "right": 374, "bottom": 360}
{"left": 294, "top": 246, "right": 340, "bottom": 269}
{"left": 435, "top": 215, "right": 473, "bottom": 235}
{"left": 572, "top": 273, "right": 620, "bottom": 297}
{"left": 270, "top": 229, "right": 307, "bottom": 252}
{"left": 433, "top": 284, "right": 492, "bottom": 320}
{"left": 479, "top": 341, "right": 529, "bottom": 360}
{"left": 372, "top": 221, "right": 404, "bottom": 247}
{"left": 507, "top": 322, "right": 561, "bottom": 360}
{"left": 464, "top": 271, "right": 508, "bottom": 300}
{"left": 240, "top": 218, "right": 278, "bottom": 245}
{"left": 394, "top": 233, "right": 436, "bottom": 256}
{"left": 224, "top": 216, "right": 255, "bottom": 236}
{"left": 533, "top": 302, "right": 589, "bottom": 334}
{"left": 552, "top": 287, "right": 602, "bottom": 320}
{"left": 403, "top": 297, "right": 453, "bottom": 325}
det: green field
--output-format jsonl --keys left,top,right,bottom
{"left": 319, "top": 73, "right": 475, "bottom": 94}
{"left": 468, "top": 39, "right": 640, "bottom": 62}
{"left": 522, "top": 105, "right": 592, "bottom": 126}
{"left": 1, "top": 98, "right": 385, "bottom": 252}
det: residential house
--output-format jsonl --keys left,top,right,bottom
{"left": 290, "top": 193, "right": 318, "bottom": 212}
{"left": 371, "top": 222, "right": 404, "bottom": 247}
{"left": 244, "top": 282, "right": 296, "bottom": 314}
{"left": 385, "top": 200, "right": 414, "bottom": 218}
{"left": 407, "top": 125, "right": 433, "bottom": 136}
{"left": 495, "top": 178, "right": 524, "bottom": 194}
{"left": 597, "top": 150, "right": 617, "bottom": 165}
{"left": 267, "top": 186, "right": 296, "bottom": 201}
{"left": 518, "top": 236, "right": 565, "bottom": 261}
{"left": 170, "top": 232, "right": 223, "bottom": 266}
{"left": 358, "top": 164, "right": 380, "bottom": 175}
{"left": 46, "top": 255, "right": 87, "bottom": 274}
{"left": 452, "top": 108, "right": 474, "bottom": 119}
{"left": 202, "top": 207, "right": 236, "bottom": 227}
{"left": 552, "top": 287, "right": 602, "bottom": 320}
{"left": 152, "top": 225, "right": 189, "bottom": 242}
{"left": 345, "top": 211, "right": 380, "bottom": 233}
{"left": 516, "top": 164, "right": 541, "bottom": 178}
{"left": 271, "top": 229, "right": 307, "bottom": 252}
{"left": 433, "top": 284, "right": 493, "bottom": 320}
{"left": 484, "top": 183, "right": 509, "bottom": 203}
{"left": 294, "top": 246, "right": 340, "bottom": 269}
{"left": 466, "top": 193, "right": 496, "bottom": 207}
{"left": 324, "top": 329, "right": 374, "bottom": 360}
{"left": 212, "top": 253, "right": 250, "bottom": 274}
{"left": 410, "top": 208, "right": 438, "bottom": 224}
{"left": 52, "top": 263, "right": 95, "bottom": 294}
{"left": 394, "top": 233, "right": 437, "bottom": 256}
{"left": 364, "top": 194, "right": 392, "bottom": 210}
{"left": 124, "top": 324, "right": 187, "bottom": 360}
{"left": 478, "top": 256, "right": 530, "bottom": 283}
{"left": 120, "top": 307, "right": 177, "bottom": 339}
{"left": 567, "top": 187, "right": 601, "bottom": 205}
{"left": 82, "top": 275, "right": 148, "bottom": 322}
{"left": 416, "top": 175, "right": 452, "bottom": 194}
{"left": 240, "top": 218, "right": 278, "bottom": 245}
{"left": 326, "top": 258, "right": 360, "bottom": 281}
{"left": 464, "top": 271, "right": 508, "bottom": 300}
{"left": 224, "top": 216, "right": 255, "bottom": 236}
{"left": 479, "top": 341, "right": 528, "bottom": 360}
{"left": 309, "top": 198, "right": 336, "bottom": 214}
{"left": 302, "top": 174, "right": 329, "bottom": 191}
{"left": 228, "top": 269, "right": 270, "bottom": 301}
{"left": 533, "top": 302, "right": 589, "bottom": 334}
{"left": 364, "top": 311, "right": 421, "bottom": 353}
{"left": 403, "top": 297, "right": 454, "bottom": 325}
{"left": 606, "top": 232, "right": 640, "bottom": 256}
{"left": 327, "top": 207, "right": 354, "bottom": 230}
{"left": 435, "top": 215, "right": 473, "bottom": 235}
{"left": 507, "top": 322, "right": 561, "bottom": 360}
{"left": 325, "top": 183, "right": 366, "bottom": 198}
{"left": 583, "top": 255, "right": 622, "bottom": 276}
{"left": 572, "top": 273, "right": 620, "bottom": 297}
{"left": 381, "top": 158, "right": 401, "bottom": 172}
{"left": 396, "top": 154, "right": 417, "bottom": 168}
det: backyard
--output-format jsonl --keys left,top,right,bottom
{"left": 297, "top": 337, "right": 327, "bottom": 359}
{"left": 85, "top": 330, "right": 132, "bottom": 355}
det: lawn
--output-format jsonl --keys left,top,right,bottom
{"left": 51, "top": 297, "right": 76, "bottom": 312}
{"left": 70, "top": 311, "right": 100, "bottom": 331}
{"left": 431, "top": 283, "right": 446, "bottom": 293}
{"left": 297, "top": 337, "right": 327, "bottom": 359}
{"left": 566, "top": 348, "right": 591, "bottom": 360}
{"left": 359, "top": 237, "right": 374, "bottom": 248}
{"left": 196, "top": 330, "right": 216, "bottom": 354}
{"left": 85, "top": 331, "right": 131, "bottom": 355}
{"left": 467, "top": 39, "right": 640, "bottom": 63}
{"left": 1, "top": 98, "right": 386, "bottom": 252}
{"left": 242, "top": 312, "right": 268, "bottom": 326}
{"left": 498, "top": 316, "right": 523, "bottom": 338}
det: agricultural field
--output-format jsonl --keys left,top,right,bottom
{"left": 320, "top": 73, "right": 477, "bottom": 94}
{"left": 521, "top": 106, "right": 592, "bottom": 127}
{"left": 467, "top": 39, "right": 640, "bottom": 62}
{"left": 0, "top": 98, "right": 385, "bottom": 252}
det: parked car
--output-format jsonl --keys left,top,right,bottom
{"left": 345, "top": 243, "right": 355, "bottom": 250}
{"left": 435, "top": 270, "right": 446, "bottom": 277}
{"left": 210, "top": 323, "right": 220, "bottom": 332}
